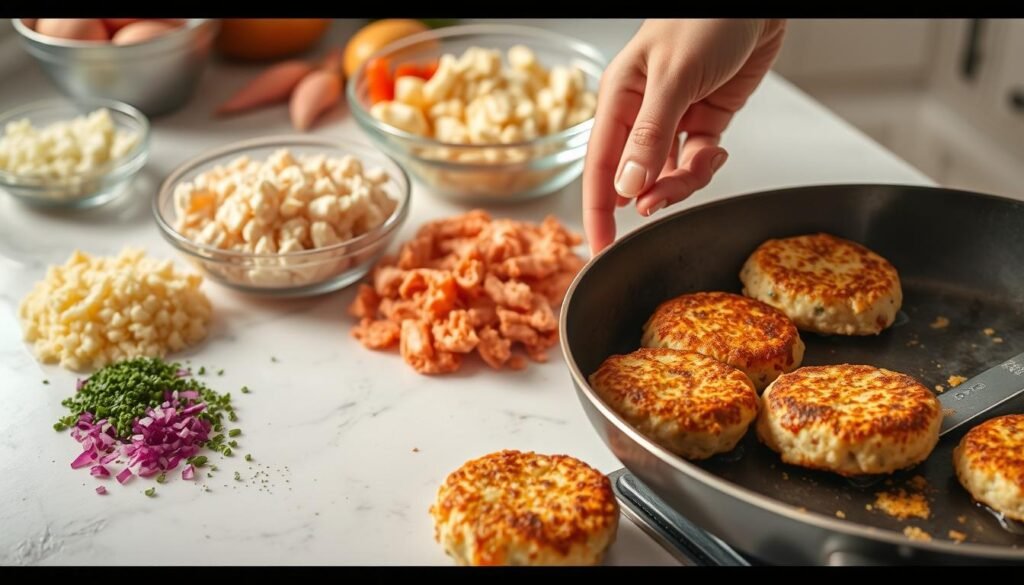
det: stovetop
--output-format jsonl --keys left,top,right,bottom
{"left": 610, "top": 469, "right": 764, "bottom": 566}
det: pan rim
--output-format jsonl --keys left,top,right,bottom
{"left": 559, "top": 182, "right": 1024, "bottom": 561}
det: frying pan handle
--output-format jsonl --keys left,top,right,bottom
{"left": 937, "top": 350, "right": 1024, "bottom": 436}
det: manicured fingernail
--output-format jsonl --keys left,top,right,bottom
{"left": 615, "top": 160, "right": 647, "bottom": 198}
{"left": 646, "top": 199, "right": 667, "bottom": 216}
{"left": 711, "top": 152, "right": 728, "bottom": 173}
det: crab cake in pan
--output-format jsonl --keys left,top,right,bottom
{"left": 589, "top": 348, "right": 759, "bottom": 460}
{"left": 739, "top": 233, "right": 902, "bottom": 336}
{"left": 430, "top": 450, "right": 619, "bottom": 566}
{"left": 757, "top": 364, "right": 942, "bottom": 476}
{"left": 954, "top": 414, "right": 1024, "bottom": 521}
{"left": 641, "top": 291, "right": 805, "bottom": 391}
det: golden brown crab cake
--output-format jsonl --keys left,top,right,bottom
{"left": 757, "top": 364, "right": 942, "bottom": 476}
{"left": 954, "top": 415, "right": 1024, "bottom": 521}
{"left": 588, "top": 348, "right": 758, "bottom": 460}
{"left": 739, "top": 233, "right": 902, "bottom": 336}
{"left": 430, "top": 450, "right": 619, "bottom": 566}
{"left": 640, "top": 291, "right": 805, "bottom": 391}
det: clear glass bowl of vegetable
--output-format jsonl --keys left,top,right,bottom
{"left": 347, "top": 24, "right": 608, "bottom": 204}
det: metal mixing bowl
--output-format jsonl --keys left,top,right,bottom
{"left": 12, "top": 19, "right": 218, "bottom": 117}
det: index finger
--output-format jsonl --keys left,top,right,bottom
{"left": 582, "top": 77, "right": 641, "bottom": 256}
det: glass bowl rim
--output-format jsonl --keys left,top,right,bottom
{"left": 0, "top": 96, "right": 151, "bottom": 190}
{"left": 346, "top": 22, "right": 608, "bottom": 151}
{"left": 152, "top": 134, "right": 412, "bottom": 262}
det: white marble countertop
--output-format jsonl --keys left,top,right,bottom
{"left": 0, "top": 19, "right": 933, "bottom": 565}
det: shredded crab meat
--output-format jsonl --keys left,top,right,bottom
{"left": 349, "top": 210, "right": 584, "bottom": 375}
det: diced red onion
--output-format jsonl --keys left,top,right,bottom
{"left": 116, "top": 468, "right": 133, "bottom": 484}
{"left": 71, "top": 449, "right": 97, "bottom": 469}
{"left": 69, "top": 390, "right": 216, "bottom": 492}
{"left": 95, "top": 486, "right": 107, "bottom": 495}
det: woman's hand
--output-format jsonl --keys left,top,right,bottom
{"left": 582, "top": 19, "right": 786, "bottom": 255}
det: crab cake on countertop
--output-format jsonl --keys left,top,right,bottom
{"left": 757, "top": 364, "right": 942, "bottom": 477}
{"left": 430, "top": 450, "right": 619, "bottom": 566}
{"left": 954, "top": 414, "right": 1024, "bottom": 521}
{"left": 589, "top": 348, "right": 759, "bottom": 460}
{"left": 641, "top": 291, "right": 805, "bottom": 391}
{"left": 739, "top": 233, "right": 902, "bottom": 336}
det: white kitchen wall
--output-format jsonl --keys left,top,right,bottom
{"left": 773, "top": 18, "right": 1024, "bottom": 198}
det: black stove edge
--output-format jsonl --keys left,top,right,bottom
{"left": 610, "top": 468, "right": 754, "bottom": 566}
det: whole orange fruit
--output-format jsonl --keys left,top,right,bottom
{"left": 343, "top": 19, "right": 429, "bottom": 78}
{"left": 216, "top": 19, "right": 332, "bottom": 61}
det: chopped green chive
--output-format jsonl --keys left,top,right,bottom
{"left": 198, "top": 366, "right": 206, "bottom": 375}
{"left": 245, "top": 454, "right": 253, "bottom": 462}
{"left": 217, "top": 369, "right": 224, "bottom": 376}
{"left": 188, "top": 455, "right": 208, "bottom": 468}
{"left": 43, "top": 380, "right": 50, "bottom": 385}
{"left": 144, "top": 487, "right": 156, "bottom": 497}
{"left": 156, "top": 473, "right": 167, "bottom": 484}
{"left": 234, "top": 471, "right": 242, "bottom": 481}
{"left": 53, "top": 358, "right": 241, "bottom": 445}
{"left": 270, "top": 356, "right": 278, "bottom": 363}
{"left": 240, "top": 386, "right": 250, "bottom": 394}
{"left": 228, "top": 429, "right": 241, "bottom": 437}
{"left": 228, "top": 440, "right": 238, "bottom": 448}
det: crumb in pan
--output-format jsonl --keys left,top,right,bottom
{"left": 903, "top": 526, "right": 932, "bottom": 542}
{"left": 947, "top": 375, "right": 967, "bottom": 387}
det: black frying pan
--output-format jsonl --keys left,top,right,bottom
{"left": 560, "top": 184, "right": 1024, "bottom": 564}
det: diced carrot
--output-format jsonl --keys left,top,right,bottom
{"left": 394, "top": 61, "right": 439, "bottom": 81}
{"left": 394, "top": 63, "right": 422, "bottom": 79}
{"left": 366, "top": 57, "right": 394, "bottom": 104}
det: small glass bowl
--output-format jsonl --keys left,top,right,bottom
{"left": 153, "top": 136, "right": 410, "bottom": 298}
{"left": 0, "top": 97, "right": 150, "bottom": 209}
{"left": 347, "top": 24, "right": 608, "bottom": 204}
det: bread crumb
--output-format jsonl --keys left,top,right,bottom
{"left": 906, "top": 339, "right": 920, "bottom": 347}
{"left": 908, "top": 475, "right": 928, "bottom": 491}
{"left": 874, "top": 488, "right": 930, "bottom": 520}
{"left": 983, "top": 327, "right": 996, "bottom": 336}
{"left": 865, "top": 504, "right": 874, "bottom": 511}
{"left": 947, "top": 375, "right": 967, "bottom": 387}
{"left": 796, "top": 507, "right": 807, "bottom": 513}
{"left": 943, "top": 408, "right": 956, "bottom": 417}
{"left": 929, "top": 316, "right": 950, "bottom": 329}
{"left": 782, "top": 472, "right": 789, "bottom": 481}
{"left": 957, "top": 515, "right": 967, "bottom": 524}
{"left": 994, "top": 337, "right": 1004, "bottom": 344}
{"left": 835, "top": 510, "right": 846, "bottom": 519}
{"left": 948, "top": 529, "right": 967, "bottom": 544}
{"left": 903, "top": 526, "right": 932, "bottom": 542}
{"left": 935, "top": 384, "right": 945, "bottom": 393}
